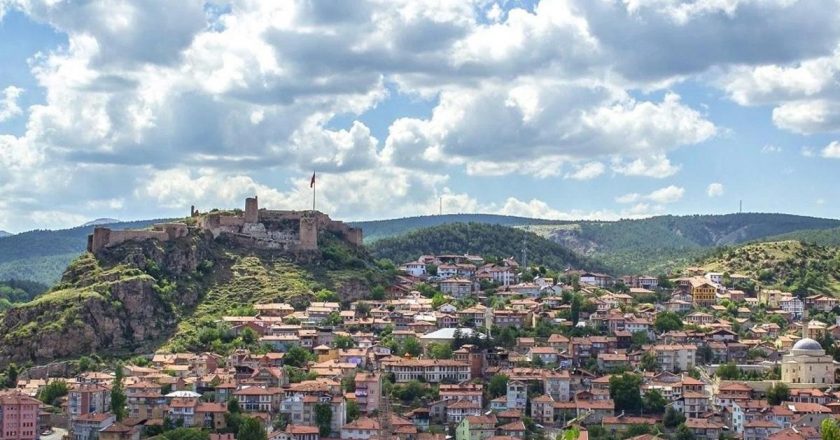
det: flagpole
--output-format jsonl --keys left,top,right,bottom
{"left": 312, "top": 178, "right": 316, "bottom": 212}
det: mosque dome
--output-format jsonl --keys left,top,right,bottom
{"left": 792, "top": 338, "right": 823, "bottom": 351}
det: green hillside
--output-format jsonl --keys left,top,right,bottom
{"left": 351, "top": 214, "right": 570, "bottom": 242}
{"left": 368, "top": 222, "right": 609, "bottom": 273}
{"left": 758, "top": 226, "right": 840, "bottom": 247}
{"left": 696, "top": 241, "right": 840, "bottom": 296}
{"left": 2, "top": 212, "right": 838, "bottom": 284}
{"left": 0, "top": 219, "right": 168, "bottom": 285}
{"left": 0, "top": 279, "right": 49, "bottom": 312}
{"left": 546, "top": 213, "right": 840, "bottom": 274}
{"left": 0, "top": 229, "right": 388, "bottom": 367}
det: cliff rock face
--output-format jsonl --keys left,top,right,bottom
{"left": 0, "top": 228, "right": 385, "bottom": 368}
{"left": 0, "top": 233, "right": 212, "bottom": 366}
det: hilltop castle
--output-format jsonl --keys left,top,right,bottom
{"left": 87, "top": 197, "right": 363, "bottom": 253}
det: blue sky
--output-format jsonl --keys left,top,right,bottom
{"left": 0, "top": 0, "right": 839, "bottom": 232}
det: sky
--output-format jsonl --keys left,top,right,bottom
{"left": 1, "top": 0, "right": 839, "bottom": 233}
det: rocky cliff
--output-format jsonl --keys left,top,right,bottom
{"left": 0, "top": 228, "right": 386, "bottom": 367}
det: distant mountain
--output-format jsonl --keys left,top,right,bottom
{"left": 369, "top": 222, "right": 610, "bottom": 273}
{"left": 351, "top": 214, "right": 571, "bottom": 242}
{"left": 0, "top": 231, "right": 11, "bottom": 238}
{"left": 2, "top": 212, "right": 839, "bottom": 284}
{"left": 0, "top": 219, "right": 169, "bottom": 285}
{"left": 543, "top": 213, "right": 840, "bottom": 274}
{"left": 82, "top": 218, "right": 121, "bottom": 227}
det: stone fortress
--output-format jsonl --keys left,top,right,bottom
{"left": 87, "top": 197, "right": 363, "bottom": 253}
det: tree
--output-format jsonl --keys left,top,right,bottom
{"left": 334, "top": 335, "right": 356, "bottom": 349}
{"left": 488, "top": 374, "right": 509, "bottom": 398}
{"left": 697, "top": 345, "right": 713, "bottom": 365}
{"left": 402, "top": 337, "right": 423, "bottom": 357}
{"left": 654, "top": 312, "right": 683, "bottom": 333}
{"left": 238, "top": 416, "right": 268, "bottom": 440}
{"left": 571, "top": 294, "right": 582, "bottom": 325}
{"left": 38, "top": 380, "right": 69, "bottom": 406}
{"left": 3, "top": 363, "right": 19, "bottom": 388}
{"left": 643, "top": 389, "right": 666, "bottom": 414}
{"left": 675, "top": 424, "right": 695, "bottom": 440}
{"left": 663, "top": 407, "right": 686, "bottom": 428}
{"left": 822, "top": 418, "right": 840, "bottom": 440}
{"left": 767, "top": 383, "right": 790, "bottom": 405}
{"left": 324, "top": 311, "right": 343, "bottom": 327}
{"left": 716, "top": 363, "right": 740, "bottom": 380}
{"left": 284, "top": 345, "right": 313, "bottom": 368}
{"left": 631, "top": 331, "right": 650, "bottom": 349}
{"left": 609, "top": 373, "right": 642, "bottom": 414}
{"left": 640, "top": 352, "right": 658, "bottom": 372}
{"left": 356, "top": 302, "right": 371, "bottom": 317}
{"left": 241, "top": 327, "right": 258, "bottom": 345}
{"left": 314, "top": 403, "right": 333, "bottom": 437}
{"left": 315, "top": 289, "right": 339, "bottom": 302}
{"left": 111, "top": 364, "right": 127, "bottom": 421}
{"left": 346, "top": 399, "right": 361, "bottom": 422}
{"left": 428, "top": 342, "right": 453, "bottom": 359}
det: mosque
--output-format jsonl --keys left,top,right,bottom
{"left": 780, "top": 325, "right": 840, "bottom": 384}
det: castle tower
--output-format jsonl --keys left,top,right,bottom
{"left": 244, "top": 196, "right": 259, "bottom": 223}
{"left": 299, "top": 215, "right": 318, "bottom": 250}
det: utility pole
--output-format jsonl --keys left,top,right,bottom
{"left": 739, "top": 200, "right": 743, "bottom": 214}
{"left": 439, "top": 196, "right": 442, "bottom": 216}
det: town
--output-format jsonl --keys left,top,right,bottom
{"left": 1, "top": 251, "right": 838, "bottom": 440}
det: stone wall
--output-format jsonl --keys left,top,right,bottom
{"left": 87, "top": 223, "right": 188, "bottom": 253}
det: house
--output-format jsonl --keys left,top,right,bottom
{"left": 99, "top": 422, "right": 142, "bottom": 440}
{"left": 284, "top": 425, "right": 321, "bottom": 440}
{"left": 685, "top": 418, "right": 725, "bottom": 440}
{"left": 652, "top": 344, "right": 696, "bottom": 372}
{"left": 439, "top": 278, "right": 473, "bottom": 298}
{"left": 354, "top": 372, "right": 381, "bottom": 414}
{"left": 456, "top": 415, "right": 497, "bottom": 440}
{"left": 528, "top": 347, "right": 559, "bottom": 365}
{"left": 506, "top": 381, "right": 528, "bottom": 410}
{"left": 72, "top": 413, "right": 116, "bottom": 440}
{"left": 384, "top": 358, "right": 471, "bottom": 383}
{"left": 341, "top": 417, "right": 379, "bottom": 440}
{"left": 68, "top": 383, "right": 111, "bottom": 418}
{"left": 0, "top": 391, "right": 41, "bottom": 440}
{"left": 689, "top": 278, "right": 717, "bottom": 308}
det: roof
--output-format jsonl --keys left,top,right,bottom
{"left": 420, "top": 328, "right": 485, "bottom": 340}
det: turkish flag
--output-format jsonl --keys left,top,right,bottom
{"left": 310, "top": 172, "right": 316, "bottom": 188}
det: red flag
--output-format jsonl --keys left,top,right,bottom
{"left": 310, "top": 172, "right": 316, "bottom": 188}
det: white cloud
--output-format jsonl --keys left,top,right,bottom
{"left": 772, "top": 100, "right": 840, "bottom": 134}
{"left": 564, "top": 162, "right": 605, "bottom": 180}
{"left": 0, "top": 86, "right": 23, "bottom": 122}
{"left": 646, "top": 185, "right": 685, "bottom": 204}
{"left": 611, "top": 154, "right": 681, "bottom": 178}
{"left": 707, "top": 182, "right": 725, "bottom": 197}
{"left": 761, "top": 144, "right": 781, "bottom": 154}
{"left": 618, "top": 185, "right": 685, "bottom": 204}
{"left": 821, "top": 141, "right": 840, "bottom": 159}
{"left": 1, "top": 0, "right": 839, "bottom": 229}
{"left": 615, "top": 193, "right": 640, "bottom": 204}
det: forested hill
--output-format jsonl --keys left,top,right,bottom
{"left": 543, "top": 213, "right": 840, "bottom": 274}
{"left": 758, "top": 226, "right": 840, "bottom": 247}
{"left": 695, "top": 241, "right": 840, "bottom": 296}
{"left": 0, "top": 232, "right": 10, "bottom": 238}
{"left": 368, "top": 222, "right": 610, "bottom": 273}
{"left": 351, "top": 214, "right": 570, "bottom": 242}
{"left": 0, "top": 219, "right": 168, "bottom": 285}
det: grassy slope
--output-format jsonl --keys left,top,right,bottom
{"left": 759, "top": 226, "right": 840, "bottom": 247}
{"left": 697, "top": 240, "right": 840, "bottom": 296}
{"left": 0, "top": 219, "right": 168, "bottom": 285}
